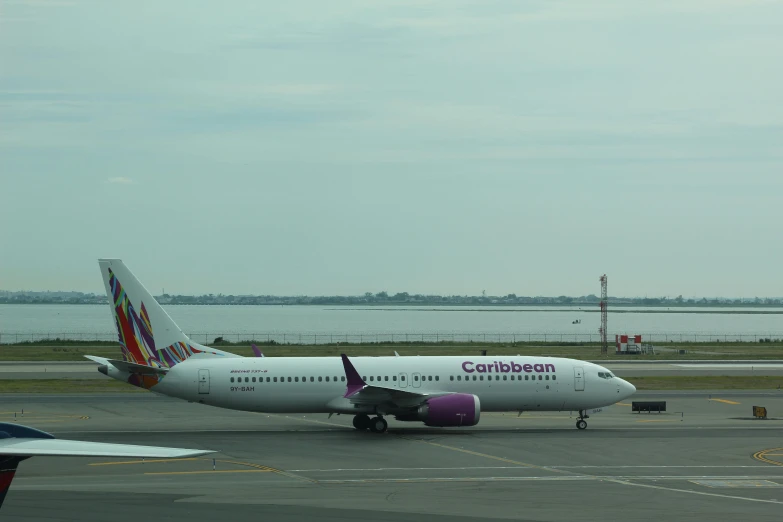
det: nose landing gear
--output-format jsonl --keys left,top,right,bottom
{"left": 576, "top": 410, "right": 589, "bottom": 430}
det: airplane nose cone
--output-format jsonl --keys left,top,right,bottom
{"left": 622, "top": 379, "right": 636, "bottom": 397}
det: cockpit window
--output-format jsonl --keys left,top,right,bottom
{"left": 598, "top": 372, "right": 614, "bottom": 379}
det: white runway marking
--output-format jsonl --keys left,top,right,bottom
{"left": 289, "top": 465, "right": 783, "bottom": 472}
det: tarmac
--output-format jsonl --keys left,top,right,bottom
{"left": 3, "top": 360, "right": 783, "bottom": 379}
{"left": 3, "top": 391, "right": 783, "bottom": 521}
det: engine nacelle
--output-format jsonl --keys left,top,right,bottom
{"left": 417, "top": 394, "right": 481, "bottom": 427}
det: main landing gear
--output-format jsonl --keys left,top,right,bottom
{"left": 353, "top": 414, "right": 388, "bottom": 434}
{"left": 576, "top": 410, "right": 588, "bottom": 430}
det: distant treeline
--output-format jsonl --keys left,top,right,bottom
{"left": 1, "top": 290, "right": 781, "bottom": 307}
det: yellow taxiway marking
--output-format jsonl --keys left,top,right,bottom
{"left": 90, "top": 458, "right": 201, "bottom": 466}
{"left": 709, "top": 399, "right": 741, "bottom": 405}
{"left": 753, "top": 448, "right": 783, "bottom": 468}
{"left": 145, "top": 469, "right": 271, "bottom": 476}
{"left": 90, "top": 457, "right": 279, "bottom": 472}
{"left": 616, "top": 403, "right": 632, "bottom": 407}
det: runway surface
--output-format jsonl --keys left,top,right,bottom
{"left": 3, "top": 360, "right": 783, "bottom": 379}
{"left": 3, "top": 392, "right": 783, "bottom": 521}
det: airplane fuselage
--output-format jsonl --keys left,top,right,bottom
{"left": 139, "top": 356, "right": 631, "bottom": 415}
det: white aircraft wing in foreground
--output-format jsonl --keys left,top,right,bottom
{"left": 0, "top": 422, "right": 214, "bottom": 509}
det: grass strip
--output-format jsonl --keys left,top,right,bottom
{"left": 627, "top": 376, "right": 783, "bottom": 390}
{"left": 0, "top": 379, "right": 145, "bottom": 393}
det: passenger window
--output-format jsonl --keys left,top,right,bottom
{"left": 450, "top": 376, "right": 454, "bottom": 381}
{"left": 230, "top": 377, "right": 234, "bottom": 383}
{"left": 401, "top": 376, "right": 406, "bottom": 381}
{"left": 503, "top": 375, "right": 507, "bottom": 381}
{"left": 552, "top": 375, "right": 556, "bottom": 381}
{"left": 294, "top": 377, "right": 299, "bottom": 382}
{"left": 341, "top": 376, "right": 345, "bottom": 382}
{"left": 377, "top": 376, "right": 381, "bottom": 381}
{"left": 266, "top": 377, "right": 270, "bottom": 382}
{"left": 538, "top": 375, "right": 542, "bottom": 381}
{"left": 326, "top": 377, "right": 330, "bottom": 382}
{"left": 457, "top": 376, "right": 461, "bottom": 381}
{"left": 370, "top": 376, "right": 374, "bottom": 381}
{"left": 393, "top": 376, "right": 397, "bottom": 381}
{"left": 318, "top": 377, "right": 322, "bottom": 382}
{"left": 252, "top": 377, "right": 256, "bottom": 382}
{"left": 273, "top": 377, "right": 277, "bottom": 382}
{"left": 310, "top": 377, "right": 314, "bottom": 382}
{"left": 545, "top": 375, "right": 549, "bottom": 380}
{"left": 479, "top": 376, "right": 484, "bottom": 381}
{"left": 302, "top": 376, "right": 306, "bottom": 382}
{"left": 525, "top": 375, "right": 529, "bottom": 381}
{"left": 473, "top": 375, "right": 477, "bottom": 381}
{"left": 495, "top": 376, "right": 500, "bottom": 381}
{"left": 385, "top": 376, "right": 389, "bottom": 381}
{"left": 287, "top": 377, "right": 291, "bottom": 382}
{"left": 414, "top": 375, "right": 419, "bottom": 381}
{"left": 362, "top": 376, "right": 367, "bottom": 381}
{"left": 435, "top": 376, "right": 439, "bottom": 381}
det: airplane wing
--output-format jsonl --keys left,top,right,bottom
{"left": 0, "top": 423, "right": 213, "bottom": 510}
{"left": 0, "top": 438, "right": 212, "bottom": 458}
{"left": 340, "top": 354, "right": 451, "bottom": 408}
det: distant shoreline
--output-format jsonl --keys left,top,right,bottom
{"left": 2, "top": 302, "right": 783, "bottom": 314}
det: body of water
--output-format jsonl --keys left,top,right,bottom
{"left": 1, "top": 304, "right": 783, "bottom": 344}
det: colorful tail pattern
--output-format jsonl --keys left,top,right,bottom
{"left": 100, "top": 259, "right": 235, "bottom": 373}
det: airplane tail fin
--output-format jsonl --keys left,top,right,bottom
{"left": 98, "top": 259, "right": 237, "bottom": 369}
{"left": 0, "top": 456, "right": 25, "bottom": 510}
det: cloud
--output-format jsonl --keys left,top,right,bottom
{"left": 106, "top": 177, "right": 134, "bottom": 184}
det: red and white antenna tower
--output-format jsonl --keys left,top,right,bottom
{"left": 599, "top": 274, "right": 608, "bottom": 355}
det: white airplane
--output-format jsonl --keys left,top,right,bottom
{"left": 87, "top": 259, "right": 636, "bottom": 433}
{"left": 0, "top": 422, "right": 213, "bottom": 509}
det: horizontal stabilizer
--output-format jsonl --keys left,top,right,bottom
{"left": 84, "top": 355, "right": 168, "bottom": 375}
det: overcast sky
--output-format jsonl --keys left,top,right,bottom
{"left": 1, "top": 0, "right": 782, "bottom": 298}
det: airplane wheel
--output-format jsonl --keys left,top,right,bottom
{"left": 353, "top": 414, "right": 370, "bottom": 430}
{"left": 369, "top": 416, "right": 388, "bottom": 434}
{"left": 576, "top": 419, "right": 587, "bottom": 430}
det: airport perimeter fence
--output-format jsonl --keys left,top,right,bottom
{"left": 3, "top": 332, "right": 783, "bottom": 345}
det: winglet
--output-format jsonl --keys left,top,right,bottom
{"left": 251, "top": 344, "right": 264, "bottom": 357}
{"left": 340, "top": 354, "right": 366, "bottom": 398}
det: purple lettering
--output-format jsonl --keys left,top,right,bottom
{"left": 494, "top": 362, "right": 499, "bottom": 372}
{"left": 476, "top": 364, "right": 486, "bottom": 373}
{"left": 523, "top": 363, "right": 533, "bottom": 373}
{"left": 500, "top": 362, "right": 511, "bottom": 373}
{"left": 533, "top": 364, "right": 544, "bottom": 373}
{"left": 462, "top": 361, "right": 475, "bottom": 373}
{"left": 545, "top": 363, "right": 555, "bottom": 372}
{"left": 512, "top": 362, "right": 522, "bottom": 373}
